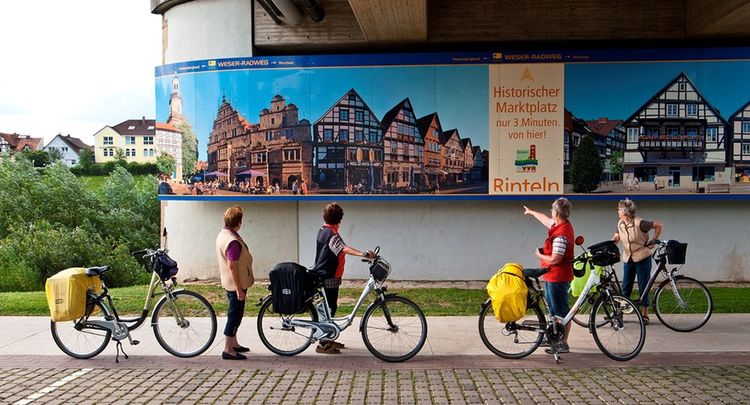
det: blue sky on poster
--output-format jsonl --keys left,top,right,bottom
{"left": 565, "top": 61, "right": 750, "bottom": 121}
{"left": 156, "top": 65, "right": 489, "bottom": 160}
{"left": 0, "top": 1, "right": 161, "bottom": 145}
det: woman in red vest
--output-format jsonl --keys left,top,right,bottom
{"left": 523, "top": 197, "right": 575, "bottom": 354}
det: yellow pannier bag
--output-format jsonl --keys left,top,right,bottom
{"left": 486, "top": 263, "right": 528, "bottom": 322}
{"left": 45, "top": 268, "right": 102, "bottom": 322}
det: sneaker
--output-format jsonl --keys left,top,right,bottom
{"left": 544, "top": 342, "right": 570, "bottom": 354}
{"left": 316, "top": 342, "right": 340, "bottom": 354}
{"left": 328, "top": 341, "right": 345, "bottom": 349}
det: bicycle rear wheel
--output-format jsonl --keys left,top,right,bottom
{"left": 50, "top": 301, "right": 112, "bottom": 359}
{"left": 257, "top": 296, "right": 316, "bottom": 356}
{"left": 478, "top": 302, "right": 544, "bottom": 359}
{"left": 654, "top": 276, "right": 713, "bottom": 332}
{"left": 361, "top": 296, "right": 427, "bottom": 362}
{"left": 590, "top": 295, "right": 645, "bottom": 361}
{"left": 152, "top": 290, "right": 217, "bottom": 357}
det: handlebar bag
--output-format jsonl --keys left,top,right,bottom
{"left": 486, "top": 263, "right": 528, "bottom": 323}
{"left": 156, "top": 253, "right": 179, "bottom": 281}
{"left": 45, "top": 268, "right": 102, "bottom": 322}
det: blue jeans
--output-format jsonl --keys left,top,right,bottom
{"left": 224, "top": 289, "right": 247, "bottom": 337}
{"left": 544, "top": 280, "right": 571, "bottom": 318}
{"left": 621, "top": 258, "right": 652, "bottom": 307}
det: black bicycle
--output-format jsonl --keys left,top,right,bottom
{"left": 50, "top": 248, "right": 217, "bottom": 361}
{"left": 572, "top": 240, "right": 712, "bottom": 332}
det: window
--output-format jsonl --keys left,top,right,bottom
{"left": 666, "top": 127, "right": 679, "bottom": 136}
{"left": 743, "top": 122, "right": 750, "bottom": 134}
{"left": 666, "top": 104, "right": 678, "bottom": 116}
{"left": 339, "top": 129, "right": 349, "bottom": 142}
{"left": 324, "top": 129, "right": 333, "bottom": 141}
{"left": 103, "top": 136, "right": 113, "bottom": 145}
{"left": 144, "top": 136, "right": 154, "bottom": 145}
{"left": 150, "top": 149, "right": 155, "bottom": 157}
{"left": 369, "top": 131, "right": 378, "bottom": 144}
{"left": 147, "top": 125, "right": 154, "bottom": 130}
{"left": 686, "top": 128, "right": 698, "bottom": 137}
{"left": 283, "top": 149, "right": 300, "bottom": 161}
{"left": 707, "top": 127, "right": 718, "bottom": 143}
{"left": 266, "top": 131, "right": 272, "bottom": 142}
{"left": 355, "top": 131, "right": 364, "bottom": 143}
{"left": 128, "top": 125, "right": 136, "bottom": 130}
{"left": 686, "top": 104, "right": 698, "bottom": 116}
{"left": 125, "top": 136, "right": 136, "bottom": 145}
{"left": 339, "top": 109, "right": 349, "bottom": 121}
{"left": 355, "top": 110, "right": 364, "bottom": 122}
{"left": 143, "top": 149, "right": 147, "bottom": 156}
{"left": 126, "top": 149, "right": 131, "bottom": 157}
{"left": 61, "top": 146, "right": 68, "bottom": 152}
{"left": 743, "top": 144, "right": 750, "bottom": 154}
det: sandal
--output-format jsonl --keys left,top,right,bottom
{"left": 316, "top": 342, "right": 341, "bottom": 354}
{"left": 642, "top": 314, "right": 650, "bottom": 325}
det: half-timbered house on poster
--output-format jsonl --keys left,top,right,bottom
{"left": 586, "top": 118, "right": 626, "bottom": 182}
{"left": 381, "top": 98, "right": 424, "bottom": 189}
{"left": 441, "top": 128, "right": 465, "bottom": 184}
{"left": 461, "top": 138, "right": 474, "bottom": 182}
{"left": 730, "top": 100, "right": 750, "bottom": 183}
{"left": 417, "top": 112, "right": 445, "bottom": 187}
{"left": 622, "top": 73, "right": 729, "bottom": 190}
{"left": 312, "top": 89, "right": 383, "bottom": 191}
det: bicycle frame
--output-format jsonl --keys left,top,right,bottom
{"left": 289, "top": 276, "right": 386, "bottom": 341}
{"left": 627, "top": 242, "right": 685, "bottom": 307}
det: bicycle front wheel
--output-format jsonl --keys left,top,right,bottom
{"left": 361, "top": 296, "right": 427, "bottom": 362}
{"left": 654, "top": 276, "right": 713, "bottom": 332}
{"left": 50, "top": 301, "right": 112, "bottom": 359}
{"left": 590, "top": 295, "right": 645, "bottom": 361}
{"left": 257, "top": 296, "right": 316, "bottom": 356}
{"left": 478, "top": 302, "right": 544, "bottom": 359}
{"left": 152, "top": 290, "right": 217, "bottom": 358}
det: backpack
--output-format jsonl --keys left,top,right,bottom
{"left": 269, "top": 262, "right": 314, "bottom": 315}
{"left": 486, "top": 263, "right": 528, "bottom": 323}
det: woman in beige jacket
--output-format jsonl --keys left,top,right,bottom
{"left": 612, "top": 199, "right": 663, "bottom": 323}
{"left": 216, "top": 206, "right": 254, "bottom": 360}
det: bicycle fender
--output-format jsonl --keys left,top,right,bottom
{"left": 358, "top": 293, "right": 399, "bottom": 332}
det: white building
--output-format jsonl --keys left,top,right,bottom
{"left": 156, "top": 122, "right": 183, "bottom": 179}
{"left": 43, "top": 134, "right": 91, "bottom": 166}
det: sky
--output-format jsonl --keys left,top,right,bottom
{"left": 156, "top": 65, "right": 489, "bottom": 160}
{"left": 566, "top": 61, "right": 750, "bottom": 121}
{"left": 0, "top": 1, "right": 162, "bottom": 146}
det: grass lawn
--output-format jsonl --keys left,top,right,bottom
{"left": 79, "top": 175, "right": 153, "bottom": 191}
{"left": 1, "top": 283, "right": 747, "bottom": 317}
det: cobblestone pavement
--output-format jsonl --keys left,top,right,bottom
{"left": 2, "top": 356, "right": 749, "bottom": 404}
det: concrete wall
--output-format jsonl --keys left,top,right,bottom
{"left": 163, "top": 199, "right": 749, "bottom": 282}
{"left": 160, "top": 0, "right": 253, "bottom": 63}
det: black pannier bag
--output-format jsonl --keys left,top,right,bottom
{"left": 269, "top": 262, "right": 313, "bottom": 315}
{"left": 156, "top": 253, "right": 179, "bottom": 280}
{"left": 666, "top": 240, "right": 688, "bottom": 264}
{"left": 587, "top": 240, "right": 621, "bottom": 266}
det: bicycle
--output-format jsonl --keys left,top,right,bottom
{"left": 572, "top": 240, "right": 713, "bottom": 332}
{"left": 256, "top": 246, "right": 428, "bottom": 362}
{"left": 50, "top": 248, "right": 218, "bottom": 361}
{"left": 479, "top": 237, "right": 646, "bottom": 363}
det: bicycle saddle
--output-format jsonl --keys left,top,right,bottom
{"left": 85, "top": 266, "right": 111, "bottom": 276}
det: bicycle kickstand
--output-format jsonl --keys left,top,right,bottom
{"left": 115, "top": 340, "right": 129, "bottom": 363}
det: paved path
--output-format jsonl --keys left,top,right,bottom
{"left": 1, "top": 315, "right": 749, "bottom": 404}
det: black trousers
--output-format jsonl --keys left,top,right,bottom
{"left": 322, "top": 277, "right": 341, "bottom": 317}
{"left": 224, "top": 289, "right": 246, "bottom": 337}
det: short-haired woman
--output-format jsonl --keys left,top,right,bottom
{"left": 523, "top": 197, "right": 575, "bottom": 354}
{"left": 612, "top": 199, "right": 663, "bottom": 324}
{"left": 216, "top": 206, "right": 254, "bottom": 360}
{"left": 311, "top": 203, "right": 373, "bottom": 354}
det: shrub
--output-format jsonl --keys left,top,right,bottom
{"left": 0, "top": 249, "right": 40, "bottom": 292}
{"left": 570, "top": 134, "right": 604, "bottom": 193}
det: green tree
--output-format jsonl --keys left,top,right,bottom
{"left": 114, "top": 147, "right": 126, "bottom": 161}
{"left": 79, "top": 148, "right": 95, "bottom": 168}
{"left": 21, "top": 150, "right": 51, "bottom": 167}
{"left": 47, "top": 148, "right": 63, "bottom": 162}
{"left": 178, "top": 122, "right": 198, "bottom": 178}
{"left": 610, "top": 150, "right": 624, "bottom": 179}
{"left": 156, "top": 152, "right": 176, "bottom": 176}
{"left": 570, "top": 134, "right": 603, "bottom": 193}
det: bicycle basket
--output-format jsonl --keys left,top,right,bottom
{"left": 666, "top": 241, "right": 688, "bottom": 265}
{"left": 370, "top": 258, "right": 391, "bottom": 282}
{"left": 587, "top": 240, "right": 620, "bottom": 266}
{"left": 155, "top": 253, "right": 179, "bottom": 280}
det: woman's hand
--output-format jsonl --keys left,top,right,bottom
{"left": 523, "top": 206, "right": 532, "bottom": 216}
{"left": 237, "top": 289, "right": 246, "bottom": 301}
